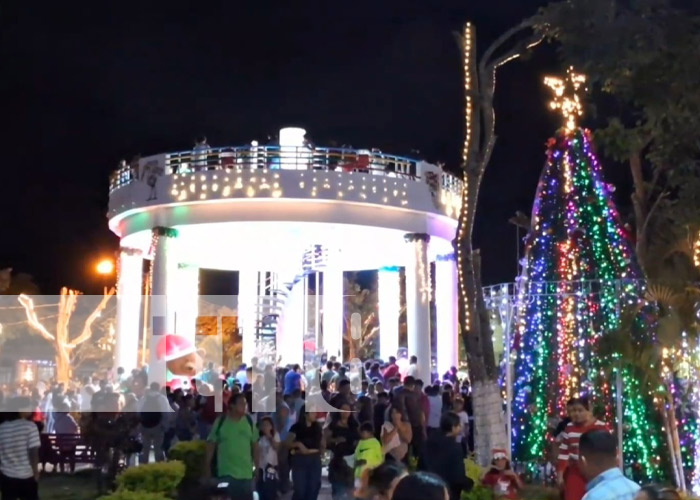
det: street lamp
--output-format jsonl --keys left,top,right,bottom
{"left": 96, "top": 259, "right": 115, "bottom": 276}
{"left": 95, "top": 258, "right": 115, "bottom": 294}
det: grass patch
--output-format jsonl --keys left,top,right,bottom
{"left": 40, "top": 470, "right": 99, "bottom": 500}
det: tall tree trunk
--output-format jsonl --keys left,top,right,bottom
{"left": 629, "top": 151, "right": 649, "bottom": 271}
{"left": 457, "top": 172, "right": 487, "bottom": 382}
{"left": 55, "top": 342, "right": 71, "bottom": 384}
{"left": 454, "top": 18, "right": 542, "bottom": 464}
{"left": 472, "top": 252, "right": 507, "bottom": 463}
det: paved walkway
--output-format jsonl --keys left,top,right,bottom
{"left": 280, "top": 484, "right": 332, "bottom": 500}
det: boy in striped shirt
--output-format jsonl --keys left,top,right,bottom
{"left": 0, "top": 397, "right": 41, "bottom": 500}
{"left": 557, "top": 397, "right": 608, "bottom": 500}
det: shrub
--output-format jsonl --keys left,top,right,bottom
{"left": 461, "top": 485, "right": 495, "bottom": 500}
{"left": 465, "top": 457, "right": 484, "bottom": 485}
{"left": 98, "top": 491, "right": 169, "bottom": 500}
{"left": 115, "top": 461, "right": 185, "bottom": 496}
{"left": 167, "top": 441, "right": 207, "bottom": 482}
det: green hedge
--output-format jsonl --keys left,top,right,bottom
{"left": 115, "top": 461, "right": 185, "bottom": 496}
{"left": 461, "top": 485, "right": 495, "bottom": 500}
{"left": 97, "top": 491, "right": 169, "bottom": 500}
{"left": 167, "top": 441, "right": 207, "bottom": 482}
{"left": 465, "top": 457, "right": 484, "bottom": 485}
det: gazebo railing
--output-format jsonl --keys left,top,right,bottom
{"left": 109, "top": 144, "right": 463, "bottom": 195}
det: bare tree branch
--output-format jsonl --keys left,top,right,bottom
{"left": 640, "top": 191, "right": 668, "bottom": 246}
{"left": 67, "top": 288, "right": 115, "bottom": 348}
{"left": 17, "top": 294, "right": 56, "bottom": 341}
{"left": 481, "top": 18, "right": 538, "bottom": 68}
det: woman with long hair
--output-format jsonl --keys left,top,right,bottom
{"left": 381, "top": 405, "right": 412, "bottom": 462}
{"left": 286, "top": 404, "right": 324, "bottom": 500}
{"left": 325, "top": 403, "right": 359, "bottom": 499}
{"left": 557, "top": 397, "right": 607, "bottom": 500}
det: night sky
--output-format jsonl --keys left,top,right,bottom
{"left": 1, "top": 0, "right": 631, "bottom": 294}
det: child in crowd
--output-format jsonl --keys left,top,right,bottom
{"left": 354, "top": 422, "right": 384, "bottom": 490}
{"left": 482, "top": 449, "right": 523, "bottom": 500}
{"left": 257, "top": 416, "right": 280, "bottom": 500}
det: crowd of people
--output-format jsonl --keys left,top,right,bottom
{"left": 200, "top": 356, "right": 478, "bottom": 500}
{"left": 0, "top": 355, "right": 687, "bottom": 500}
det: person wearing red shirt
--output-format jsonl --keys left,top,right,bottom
{"left": 482, "top": 449, "right": 523, "bottom": 500}
{"left": 557, "top": 397, "right": 608, "bottom": 500}
{"left": 382, "top": 357, "right": 400, "bottom": 381}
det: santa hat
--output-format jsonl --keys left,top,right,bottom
{"left": 157, "top": 334, "right": 196, "bottom": 362}
{"left": 492, "top": 449, "right": 509, "bottom": 460}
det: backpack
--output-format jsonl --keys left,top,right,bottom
{"left": 210, "top": 414, "right": 254, "bottom": 477}
{"left": 140, "top": 394, "right": 163, "bottom": 428}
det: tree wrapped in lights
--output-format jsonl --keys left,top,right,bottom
{"left": 19, "top": 287, "right": 114, "bottom": 383}
{"left": 454, "top": 17, "right": 543, "bottom": 465}
{"left": 511, "top": 68, "right": 663, "bottom": 479}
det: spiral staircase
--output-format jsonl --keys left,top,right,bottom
{"left": 253, "top": 245, "right": 328, "bottom": 345}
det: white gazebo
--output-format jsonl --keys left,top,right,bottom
{"left": 108, "top": 127, "right": 462, "bottom": 384}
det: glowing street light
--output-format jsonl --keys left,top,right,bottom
{"left": 96, "top": 259, "right": 115, "bottom": 276}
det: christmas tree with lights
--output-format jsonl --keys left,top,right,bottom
{"left": 511, "top": 68, "right": 663, "bottom": 479}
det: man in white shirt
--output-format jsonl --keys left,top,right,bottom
{"left": 80, "top": 376, "right": 96, "bottom": 412}
{"left": 0, "top": 397, "right": 41, "bottom": 500}
{"left": 406, "top": 356, "right": 419, "bottom": 377}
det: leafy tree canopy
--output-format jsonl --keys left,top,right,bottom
{"left": 535, "top": 0, "right": 700, "bottom": 281}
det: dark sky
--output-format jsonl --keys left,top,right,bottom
{"left": 2, "top": 0, "right": 628, "bottom": 294}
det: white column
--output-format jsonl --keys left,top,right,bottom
{"left": 323, "top": 250, "right": 344, "bottom": 361}
{"left": 279, "top": 277, "right": 305, "bottom": 365}
{"left": 302, "top": 275, "right": 309, "bottom": 361}
{"left": 238, "top": 269, "right": 259, "bottom": 365}
{"left": 378, "top": 267, "right": 400, "bottom": 362}
{"left": 115, "top": 247, "right": 143, "bottom": 373}
{"left": 404, "top": 233, "right": 432, "bottom": 383}
{"left": 435, "top": 253, "right": 458, "bottom": 376}
{"left": 149, "top": 227, "right": 179, "bottom": 385}
{"left": 173, "top": 264, "right": 199, "bottom": 344}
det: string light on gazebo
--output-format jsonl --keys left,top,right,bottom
{"left": 544, "top": 67, "right": 587, "bottom": 132}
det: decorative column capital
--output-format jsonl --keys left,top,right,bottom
{"left": 436, "top": 253, "right": 456, "bottom": 262}
{"left": 379, "top": 266, "right": 401, "bottom": 273}
{"left": 119, "top": 246, "right": 143, "bottom": 257}
{"left": 404, "top": 233, "right": 431, "bottom": 244}
{"left": 152, "top": 226, "right": 179, "bottom": 238}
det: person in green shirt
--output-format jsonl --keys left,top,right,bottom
{"left": 205, "top": 393, "right": 259, "bottom": 500}
{"left": 354, "top": 422, "right": 384, "bottom": 481}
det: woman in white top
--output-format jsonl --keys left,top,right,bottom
{"left": 452, "top": 398, "right": 470, "bottom": 456}
{"left": 257, "top": 416, "right": 281, "bottom": 500}
{"left": 381, "top": 406, "right": 412, "bottom": 462}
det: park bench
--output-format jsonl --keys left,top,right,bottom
{"left": 40, "top": 433, "right": 96, "bottom": 473}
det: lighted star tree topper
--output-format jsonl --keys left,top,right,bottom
{"left": 510, "top": 67, "right": 663, "bottom": 480}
